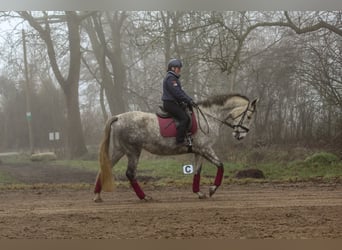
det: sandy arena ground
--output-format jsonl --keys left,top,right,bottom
{"left": 0, "top": 162, "right": 341, "bottom": 239}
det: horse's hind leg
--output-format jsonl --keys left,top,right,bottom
{"left": 126, "top": 151, "right": 151, "bottom": 201}
{"left": 193, "top": 154, "right": 206, "bottom": 199}
{"left": 93, "top": 150, "right": 124, "bottom": 202}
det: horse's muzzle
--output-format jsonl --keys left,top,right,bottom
{"left": 233, "top": 131, "right": 246, "bottom": 140}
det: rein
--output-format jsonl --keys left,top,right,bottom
{"left": 194, "top": 105, "right": 210, "bottom": 134}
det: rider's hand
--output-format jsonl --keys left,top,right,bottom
{"left": 191, "top": 101, "right": 198, "bottom": 108}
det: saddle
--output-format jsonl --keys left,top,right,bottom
{"left": 156, "top": 106, "right": 198, "bottom": 139}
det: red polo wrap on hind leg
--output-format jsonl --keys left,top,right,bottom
{"left": 130, "top": 180, "right": 146, "bottom": 199}
{"left": 94, "top": 178, "right": 102, "bottom": 193}
{"left": 214, "top": 167, "right": 224, "bottom": 186}
{"left": 193, "top": 174, "right": 201, "bottom": 193}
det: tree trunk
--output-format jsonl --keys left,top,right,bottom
{"left": 63, "top": 12, "right": 88, "bottom": 157}
{"left": 106, "top": 12, "right": 126, "bottom": 114}
{"left": 64, "top": 82, "right": 87, "bottom": 157}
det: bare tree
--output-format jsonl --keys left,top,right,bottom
{"left": 82, "top": 11, "right": 127, "bottom": 118}
{"left": 18, "top": 11, "right": 91, "bottom": 157}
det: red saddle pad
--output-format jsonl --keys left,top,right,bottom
{"left": 157, "top": 112, "right": 198, "bottom": 137}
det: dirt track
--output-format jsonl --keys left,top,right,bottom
{"left": 0, "top": 163, "right": 341, "bottom": 239}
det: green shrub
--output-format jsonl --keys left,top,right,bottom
{"left": 304, "top": 152, "right": 339, "bottom": 166}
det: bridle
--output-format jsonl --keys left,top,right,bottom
{"left": 223, "top": 102, "right": 251, "bottom": 133}
{"left": 194, "top": 101, "right": 253, "bottom": 135}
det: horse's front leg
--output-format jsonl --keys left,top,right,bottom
{"left": 193, "top": 154, "right": 206, "bottom": 199}
{"left": 198, "top": 147, "right": 224, "bottom": 197}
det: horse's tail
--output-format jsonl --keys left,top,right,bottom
{"left": 98, "top": 116, "right": 118, "bottom": 192}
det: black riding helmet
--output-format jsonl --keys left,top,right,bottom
{"left": 167, "top": 59, "right": 182, "bottom": 71}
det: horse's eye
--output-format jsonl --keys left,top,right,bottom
{"left": 247, "top": 116, "right": 251, "bottom": 120}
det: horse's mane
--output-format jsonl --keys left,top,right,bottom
{"left": 197, "top": 94, "right": 249, "bottom": 108}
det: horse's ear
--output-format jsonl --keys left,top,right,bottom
{"left": 251, "top": 98, "right": 259, "bottom": 110}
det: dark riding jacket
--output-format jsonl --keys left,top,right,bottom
{"left": 162, "top": 71, "right": 193, "bottom": 104}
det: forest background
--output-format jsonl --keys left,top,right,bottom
{"left": 0, "top": 11, "right": 341, "bottom": 160}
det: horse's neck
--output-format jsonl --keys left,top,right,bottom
{"left": 201, "top": 105, "right": 226, "bottom": 121}
{"left": 198, "top": 98, "right": 248, "bottom": 125}
{"left": 196, "top": 96, "right": 249, "bottom": 136}
{"left": 197, "top": 106, "right": 223, "bottom": 135}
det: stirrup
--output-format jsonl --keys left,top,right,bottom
{"left": 185, "top": 133, "right": 193, "bottom": 152}
{"left": 185, "top": 133, "right": 193, "bottom": 147}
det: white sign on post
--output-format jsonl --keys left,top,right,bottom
{"left": 183, "top": 164, "right": 194, "bottom": 174}
{"left": 49, "top": 132, "right": 60, "bottom": 141}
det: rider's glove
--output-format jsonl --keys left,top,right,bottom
{"left": 191, "top": 101, "right": 198, "bottom": 108}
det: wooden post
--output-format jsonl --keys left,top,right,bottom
{"left": 22, "top": 29, "right": 34, "bottom": 154}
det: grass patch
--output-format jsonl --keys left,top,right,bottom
{"left": 0, "top": 171, "right": 17, "bottom": 185}
{"left": 0, "top": 153, "right": 31, "bottom": 164}
{"left": 52, "top": 158, "right": 216, "bottom": 179}
{"left": 1, "top": 150, "right": 341, "bottom": 187}
{"left": 53, "top": 160, "right": 99, "bottom": 172}
{"left": 250, "top": 152, "right": 342, "bottom": 182}
{"left": 286, "top": 158, "right": 342, "bottom": 181}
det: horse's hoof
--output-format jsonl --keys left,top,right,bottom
{"left": 143, "top": 195, "right": 153, "bottom": 201}
{"left": 93, "top": 194, "right": 103, "bottom": 203}
{"left": 197, "top": 192, "right": 207, "bottom": 199}
{"left": 209, "top": 185, "right": 217, "bottom": 197}
{"left": 94, "top": 197, "right": 103, "bottom": 203}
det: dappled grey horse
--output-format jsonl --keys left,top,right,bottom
{"left": 94, "top": 94, "right": 258, "bottom": 202}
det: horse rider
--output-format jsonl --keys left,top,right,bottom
{"left": 162, "top": 58, "right": 197, "bottom": 146}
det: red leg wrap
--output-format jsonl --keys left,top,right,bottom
{"left": 214, "top": 167, "right": 224, "bottom": 186}
{"left": 94, "top": 177, "right": 102, "bottom": 194}
{"left": 130, "top": 180, "right": 146, "bottom": 199}
{"left": 193, "top": 174, "right": 201, "bottom": 193}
